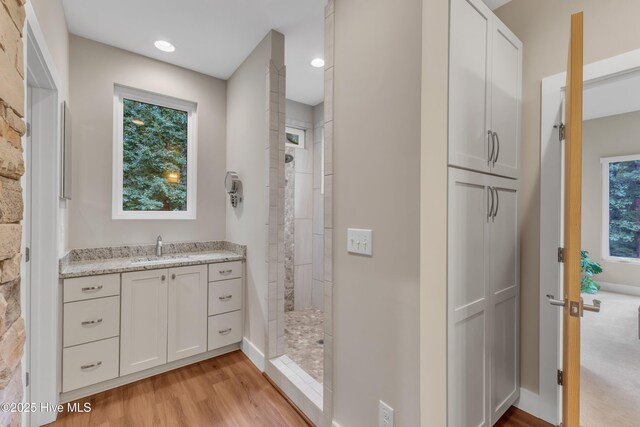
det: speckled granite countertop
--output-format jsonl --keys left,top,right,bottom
{"left": 59, "top": 241, "right": 246, "bottom": 279}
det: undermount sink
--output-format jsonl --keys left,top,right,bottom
{"left": 130, "top": 255, "right": 193, "bottom": 265}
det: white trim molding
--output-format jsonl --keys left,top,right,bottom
{"left": 112, "top": 84, "right": 198, "bottom": 220}
{"left": 241, "top": 337, "right": 265, "bottom": 372}
{"left": 599, "top": 281, "right": 640, "bottom": 297}
{"left": 514, "top": 388, "right": 540, "bottom": 419}
{"left": 539, "top": 47, "right": 640, "bottom": 426}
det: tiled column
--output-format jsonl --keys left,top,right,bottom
{"left": 322, "top": 0, "right": 335, "bottom": 424}
{"left": 266, "top": 60, "right": 287, "bottom": 359}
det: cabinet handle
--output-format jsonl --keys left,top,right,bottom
{"left": 162, "top": 275, "right": 166, "bottom": 281}
{"left": 492, "top": 132, "right": 500, "bottom": 165}
{"left": 487, "top": 187, "right": 495, "bottom": 221}
{"left": 80, "top": 361, "right": 102, "bottom": 370}
{"left": 81, "top": 318, "right": 103, "bottom": 326}
{"left": 81, "top": 285, "right": 103, "bottom": 292}
{"left": 172, "top": 274, "right": 176, "bottom": 280}
{"left": 487, "top": 130, "right": 495, "bottom": 165}
{"left": 493, "top": 187, "right": 500, "bottom": 220}
{"left": 219, "top": 269, "right": 233, "bottom": 275}
{"left": 219, "top": 295, "right": 233, "bottom": 301}
{"left": 218, "top": 328, "right": 232, "bottom": 335}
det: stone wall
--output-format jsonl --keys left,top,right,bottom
{"left": 0, "top": 0, "right": 26, "bottom": 425}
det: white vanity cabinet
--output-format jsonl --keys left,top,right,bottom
{"left": 120, "top": 269, "right": 169, "bottom": 376}
{"left": 121, "top": 265, "right": 209, "bottom": 374}
{"left": 62, "top": 274, "right": 121, "bottom": 393}
{"left": 167, "top": 265, "right": 208, "bottom": 362}
{"left": 207, "top": 261, "right": 243, "bottom": 350}
{"left": 449, "top": 0, "right": 522, "bottom": 179}
{"left": 61, "top": 259, "right": 244, "bottom": 399}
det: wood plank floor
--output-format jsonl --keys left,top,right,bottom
{"left": 48, "top": 350, "right": 553, "bottom": 427}
{"left": 496, "top": 406, "right": 556, "bottom": 427}
{"left": 47, "top": 351, "right": 309, "bottom": 427}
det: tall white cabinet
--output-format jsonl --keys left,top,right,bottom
{"left": 449, "top": 0, "right": 522, "bottom": 179}
{"left": 448, "top": 0, "right": 522, "bottom": 425}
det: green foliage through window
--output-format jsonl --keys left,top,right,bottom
{"left": 122, "top": 99, "right": 188, "bottom": 212}
{"left": 608, "top": 159, "right": 640, "bottom": 259}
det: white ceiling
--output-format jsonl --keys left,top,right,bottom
{"left": 62, "top": 0, "right": 326, "bottom": 106}
{"left": 482, "top": 0, "right": 512, "bottom": 10}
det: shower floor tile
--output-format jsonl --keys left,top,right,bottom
{"left": 285, "top": 308, "right": 324, "bottom": 383}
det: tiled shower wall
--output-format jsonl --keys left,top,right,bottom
{"left": 285, "top": 100, "right": 315, "bottom": 311}
{"left": 311, "top": 103, "right": 324, "bottom": 311}
{"left": 284, "top": 146, "right": 295, "bottom": 311}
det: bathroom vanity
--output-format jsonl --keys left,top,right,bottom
{"left": 58, "top": 241, "right": 246, "bottom": 402}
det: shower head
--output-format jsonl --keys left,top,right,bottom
{"left": 285, "top": 154, "right": 294, "bottom": 164}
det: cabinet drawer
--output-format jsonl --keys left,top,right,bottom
{"left": 62, "top": 337, "right": 119, "bottom": 392}
{"left": 64, "top": 274, "right": 120, "bottom": 303}
{"left": 208, "top": 311, "right": 242, "bottom": 350}
{"left": 64, "top": 296, "right": 120, "bottom": 347}
{"left": 208, "top": 278, "right": 242, "bottom": 315}
{"left": 208, "top": 261, "right": 242, "bottom": 282}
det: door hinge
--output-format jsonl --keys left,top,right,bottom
{"left": 558, "top": 247, "right": 564, "bottom": 263}
{"left": 555, "top": 123, "right": 565, "bottom": 141}
{"left": 557, "top": 369, "right": 563, "bottom": 386}
{"left": 25, "top": 247, "right": 30, "bottom": 263}
{"left": 25, "top": 372, "right": 29, "bottom": 387}
{"left": 26, "top": 122, "right": 31, "bottom": 138}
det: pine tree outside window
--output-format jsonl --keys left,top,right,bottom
{"left": 601, "top": 154, "right": 640, "bottom": 262}
{"left": 113, "top": 85, "right": 198, "bottom": 219}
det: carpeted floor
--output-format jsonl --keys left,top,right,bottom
{"left": 285, "top": 308, "right": 324, "bottom": 382}
{"left": 581, "top": 290, "right": 640, "bottom": 426}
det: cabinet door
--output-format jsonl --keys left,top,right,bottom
{"left": 167, "top": 265, "right": 208, "bottom": 362}
{"left": 121, "top": 269, "right": 168, "bottom": 376}
{"left": 489, "top": 19, "right": 522, "bottom": 179}
{"left": 449, "top": 0, "right": 493, "bottom": 174}
{"left": 448, "top": 168, "right": 491, "bottom": 427}
{"left": 489, "top": 177, "right": 519, "bottom": 423}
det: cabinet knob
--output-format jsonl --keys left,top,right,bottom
{"left": 171, "top": 274, "right": 176, "bottom": 280}
{"left": 161, "top": 275, "right": 166, "bottom": 281}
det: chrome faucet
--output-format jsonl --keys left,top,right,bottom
{"left": 156, "top": 235, "right": 163, "bottom": 257}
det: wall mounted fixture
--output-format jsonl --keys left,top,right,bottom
{"left": 225, "top": 171, "right": 242, "bottom": 207}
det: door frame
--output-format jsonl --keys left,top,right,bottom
{"left": 539, "top": 47, "right": 640, "bottom": 425}
{"left": 23, "top": 4, "right": 64, "bottom": 426}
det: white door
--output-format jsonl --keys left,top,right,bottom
{"left": 448, "top": 168, "right": 491, "bottom": 427}
{"left": 121, "top": 269, "right": 168, "bottom": 375}
{"left": 167, "top": 265, "right": 208, "bottom": 362}
{"left": 489, "top": 20, "right": 522, "bottom": 179}
{"left": 489, "top": 176, "right": 520, "bottom": 423}
{"left": 449, "top": 0, "right": 493, "bottom": 174}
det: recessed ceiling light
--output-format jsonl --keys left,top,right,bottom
{"left": 132, "top": 119, "right": 145, "bottom": 126}
{"left": 154, "top": 40, "right": 176, "bottom": 53}
{"left": 310, "top": 58, "right": 325, "bottom": 68}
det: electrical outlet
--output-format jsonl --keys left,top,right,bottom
{"left": 347, "top": 228, "right": 373, "bottom": 256}
{"left": 379, "top": 400, "right": 394, "bottom": 427}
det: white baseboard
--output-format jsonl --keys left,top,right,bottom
{"left": 514, "top": 387, "right": 540, "bottom": 419}
{"left": 599, "top": 281, "right": 640, "bottom": 297}
{"left": 241, "top": 337, "right": 265, "bottom": 372}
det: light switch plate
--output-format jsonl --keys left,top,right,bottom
{"left": 347, "top": 228, "right": 373, "bottom": 256}
{"left": 379, "top": 400, "right": 394, "bottom": 427}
